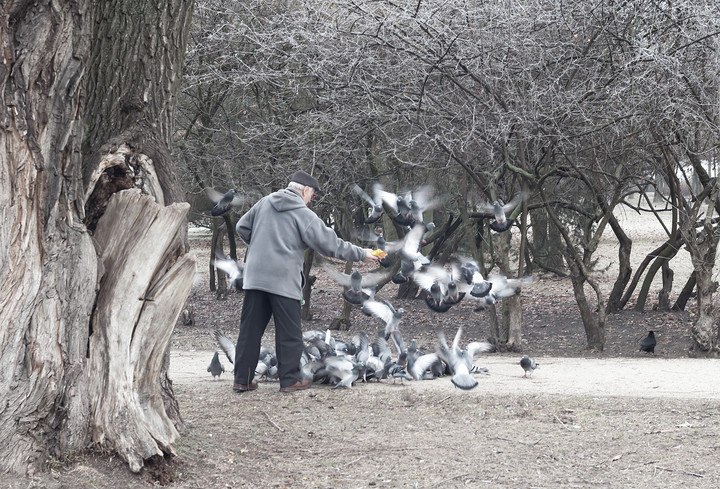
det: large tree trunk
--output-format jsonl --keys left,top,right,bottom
{"left": 684, "top": 219, "right": 720, "bottom": 356}
{"left": 0, "top": 0, "right": 194, "bottom": 475}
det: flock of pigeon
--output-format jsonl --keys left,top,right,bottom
{"left": 204, "top": 182, "right": 657, "bottom": 391}
{"left": 209, "top": 326, "right": 524, "bottom": 390}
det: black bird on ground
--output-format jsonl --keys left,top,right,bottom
{"left": 639, "top": 330, "right": 656, "bottom": 354}
{"left": 207, "top": 351, "right": 225, "bottom": 380}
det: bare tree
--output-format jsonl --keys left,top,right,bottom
{"left": 1, "top": 0, "right": 194, "bottom": 475}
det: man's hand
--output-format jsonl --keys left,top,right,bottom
{"left": 362, "top": 248, "right": 380, "bottom": 264}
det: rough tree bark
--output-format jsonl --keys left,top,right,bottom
{"left": 0, "top": 0, "right": 194, "bottom": 475}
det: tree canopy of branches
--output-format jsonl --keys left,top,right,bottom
{"left": 179, "top": 1, "right": 720, "bottom": 348}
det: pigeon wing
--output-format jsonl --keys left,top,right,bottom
{"left": 214, "top": 330, "right": 236, "bottom": 364}
{"left": 362, "top": 300, "right": 394, "bottom": 325}
{"left": 325, "top": 267, "right": 353, "bottom": 287}
{"left": 466, "top": 341, "right": 493, "bottom": 358}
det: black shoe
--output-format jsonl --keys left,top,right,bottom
{"left": 233, "top": 381, "right": 258, "bottom": 393}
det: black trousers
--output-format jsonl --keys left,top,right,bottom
{"left": 234, "top": 289, "right": 303, "bottom": 388}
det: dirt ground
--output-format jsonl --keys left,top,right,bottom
{"left": 8, "top": 203, "right": 720, "bottom": 488}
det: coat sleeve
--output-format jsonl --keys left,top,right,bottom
{"left": 300, "top": 213, "right": 367, "bottom": 262}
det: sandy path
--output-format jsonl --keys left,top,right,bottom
{"left": 171, "top": 349, "right": 720, "bottom": 400}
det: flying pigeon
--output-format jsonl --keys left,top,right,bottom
{"left": 207, "top": 351, "right": 225, "bottom": 380}
{"left": 361, "top": 299, "right": 404, "bottom": 339}
{"left": 207, "top": 188, "right": 245, "bottom": 217}
{"left": 451, "top": 257, "right": 493, "bottom": 298}
{"left": 351, "top": 183, "right": 385, "bottom": 224}
{"left": 412, "top": 264, "right": 465, "bottom": 313}
{"left": 478, "top": 192, "right": 528, "bottom": 232}
{"left": 451, "top": 327, "right": 493, "bottom": 374}
{"left": 435, "top": 329, "right": 479, "bottom": 390}
{"left": 326, "top": 267, "right": 389, "bottom": 305}
{"left": 386, "top": 224, "right": 431, "bottom": 268}
{"left": 639, "top": 330, "right": 656, "bottom": 354}
{"left": 520, "top": 355, "right": 538, "bottom": 377}
{"left": 212, "top": 253, "right": 244, "bottom": 291}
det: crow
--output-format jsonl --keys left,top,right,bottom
{"left": 639, "top": 330, "right": 656, "bottom": 354}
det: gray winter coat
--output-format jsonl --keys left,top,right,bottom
{"left": 236, "top": 188, "right": 367, "bottom": 300}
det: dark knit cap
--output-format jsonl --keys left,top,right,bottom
{"left": 290, "top": 170, "right": 320, "bottom": 191}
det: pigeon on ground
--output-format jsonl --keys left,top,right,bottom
{"left": 207, "top": 351, "right": 225, "bottom": 380}
{"left": 214, "top": 330, "right": 278, "bottom": 378}
{"left": 334, "top": 339, "right": 357, "bottom": 356}
{"left": 363, "top": 355, "right": 389, "bottom": 382}
{"left": 353, "top": 332, "right": 371, "bottom": 365}
{"left": 408, "top": 352, "right": 441, "bottom": 381}
{"left": 319, "top": 356, "right": 361, "bottom": 388}
{"left": 478, "top": 192, "right": 528, "bottom": 233}
{"left": 212, "top": 253, "right": 244, "bottom": 291}
{"left": 361, "top": 299, "right": 404, "bottom": 339}
{"left": 389, "top": 329, "right": 408, "bottom": 365}
{"left": 520, "top": 355, "right": 538, "bottom": 377}
{"left": 207, "top": 188, "right": 245, "bottom": 217}
{"left": 639, "top": 330, "right": 656, "bottom": 354}
{"left": 255, "top": 346, "right": 279, "bottom": 379}
{"left": 352, "top": 183, "right": 385, "bottom": 224}
{"left": 387, "top": 363, "right": 413, "bottom": 382}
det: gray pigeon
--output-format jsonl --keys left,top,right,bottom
{"left": 320, "top": 356, "right": 361, "bottom": 388}
{"left": 214, "top": 330, "right": 278, "bottom": 378}
{"left": 478, "top": 192, "right": 528, "bottom": 232}
{"left": 326, "top": 267, "right": 389, "bottom": 305}
{"left": 412, "top": 264, "right": 465, "bottom": 313}
{"left": 207, "top": 188, "right": 245, "bottom": 216}
{"left": 351, "top": 183, "right": 384, "bottom": 224}
{"left": 362, "top": 299, "right": 404, "bottom": 339}
{"left": 452, "top": 258, "right": 492, "bottom": 298}
{"left": 436, "top": 329, "right": 478, "bottom": 390}
{"left": 520, "top": 355, "right": 538, "bottom": 377}
{"left": 214, "top": 330, "right": 236, "bottom": 364}
{"left": 207, "top": 351, "right": 225, "bottom": 380}
{"left": 408, "top": 352, "right": 441, "bottom": 381}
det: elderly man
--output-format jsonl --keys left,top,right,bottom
{"left": 233, "top": 170, "right": 377, "bottom": 392}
